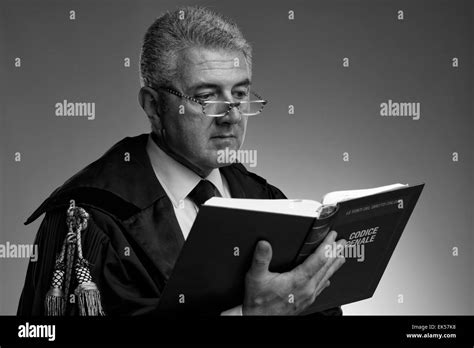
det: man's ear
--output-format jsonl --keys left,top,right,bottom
{"left": 139, "top": 86, "right": 162, "bottom": 129}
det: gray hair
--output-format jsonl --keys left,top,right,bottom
{"left": 139, "top": 6, "right": 253, "bottom": 89}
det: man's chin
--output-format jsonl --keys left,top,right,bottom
{"left": 213, "top": 145, "right": 242, "bottom": 167}
{"left": 202, "top": 143, "right": 238, "bottom": 167}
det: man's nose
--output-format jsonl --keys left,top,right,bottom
{"left": 221, "top": 104, "right": 242, "bottom": 124}
{"left": 217, "top": 95, "right": 242, "bottom": 124}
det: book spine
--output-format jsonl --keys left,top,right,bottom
{"left": 294, "top": 205, "right": 339, "bottom": 265}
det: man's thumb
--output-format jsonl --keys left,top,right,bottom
{"left": 249, "top": 240, "right": 272, "bottom": 277}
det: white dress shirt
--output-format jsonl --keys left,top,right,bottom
{"left": 146, "top": 135, "right": 242, "bottom": 315}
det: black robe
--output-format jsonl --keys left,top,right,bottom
{"left": 17, "top": 133, "right": 342, "bottom": 316}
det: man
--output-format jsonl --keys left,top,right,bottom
{"left": 18, "top": 6, "right": 345, "bottom": 316}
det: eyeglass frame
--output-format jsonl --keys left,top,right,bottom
{"left": 157, "top": 87, "right": 268, "bottom": 117}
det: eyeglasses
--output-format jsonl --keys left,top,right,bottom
{"left": 160, "top": 87, "right": 268, "bottom": 117}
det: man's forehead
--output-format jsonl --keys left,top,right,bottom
{"left": 194, "top": 58, "right": 240, "bottom": 70}
{"left": 177, "top": 47, "right": 249, "bottom": 80}
{"left": 182, "top": 47, "right": 246, "bottom": 67}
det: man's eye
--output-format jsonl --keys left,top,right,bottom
{"left": 234, "top": 91, "right": 249, "bottom": 99}
{"left": 196, "top": 93, "right": 215, "bottom": 101}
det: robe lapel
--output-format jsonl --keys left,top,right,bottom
{"left": 122, "top": 196, "right": 184, "bottom": 283}
{"left": 221, "top": 165, "right": 247, "bottom": 198}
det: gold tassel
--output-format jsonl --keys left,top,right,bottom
{"left": 75, "top": 281, "right": 105, "bottom": 316}
{"left": 44, "top": 200, "right": 106, "bottom": 316}
{"left": 45, "top": 287, "right": 66, "bottom": 316}
{"left": 45, "top": 259, "right": 67, "bottom": 316}
{"left": 72, "top": 209, "right": 106, "bottom": 316}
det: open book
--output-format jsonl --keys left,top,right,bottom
{"left": 158, "top": 183, "right": 424, "bottom": 315}
{"left": 206, "top": 183, "right": 408, "bottom": 218}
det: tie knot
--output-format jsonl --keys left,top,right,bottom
{"left": 188, "top": 180, "right": 218, "bottom": 206}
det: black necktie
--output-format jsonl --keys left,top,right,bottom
{"left": 188, "top": 180, "right": 218, "bottom": 206}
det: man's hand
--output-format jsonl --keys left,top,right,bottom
{"left": 242, "top": 230, "right": 346, "bottom": 315}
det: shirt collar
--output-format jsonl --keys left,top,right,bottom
{"left": 146, "top": 135, "right": 225, "bottom": 207}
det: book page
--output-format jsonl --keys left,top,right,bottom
{"left": 321, "top": 183, "right": 408, "bottom": 205}
{"left": 204, "top": 198, "right": 322, "bottom": 218}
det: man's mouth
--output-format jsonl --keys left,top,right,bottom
{"left": 211, "top": 134, "right": 235, "bottom": 139}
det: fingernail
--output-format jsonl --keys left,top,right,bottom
{"left": 257, "top": 240, "right": 268, "bottom": 253}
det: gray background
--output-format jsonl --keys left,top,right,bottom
{"left": 0, "top": 0, "right": 472, "bottom": 315}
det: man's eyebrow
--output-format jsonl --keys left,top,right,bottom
{"left": 233, "top": 79, "right": 251, "bottom": 88}
{"left": 188, "top": 83, "right": 219, "bottom": 91}
{"left": 188, "top": 79, "right": 251, "bottom": 92}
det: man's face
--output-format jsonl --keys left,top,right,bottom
{"left": 159, "top": 47, "right": 250, "bottom": 172}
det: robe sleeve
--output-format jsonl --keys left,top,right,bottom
{"left": 18, "top": 206, "right": 161, "bottom": 316}
{"left": 267, "top": 183, "right": 288, "bottom": 199}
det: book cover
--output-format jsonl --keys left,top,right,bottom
{"left": 157, "top": 183, "right": 424, "bottom": 315}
